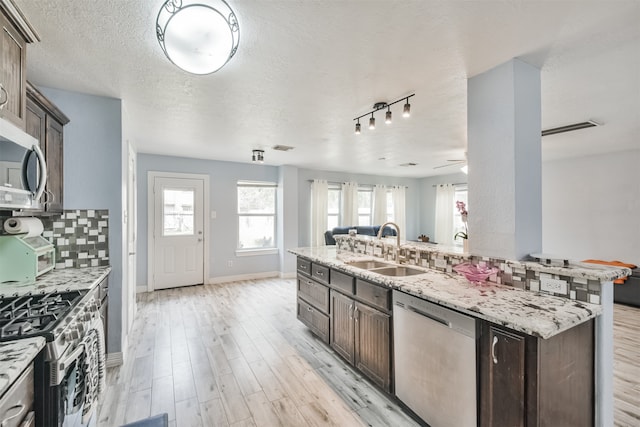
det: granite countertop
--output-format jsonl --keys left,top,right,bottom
{"left": 0, "top": 337, "right": 46, "bottom": 398}
{"left": 289, "top": 247, "right": 602, "bottom": 339}
{"left": 0, "top": 266, "right": 111, "bottom": 298}
{"left": 335, "top": 235, "right": 631, "bottom": 282}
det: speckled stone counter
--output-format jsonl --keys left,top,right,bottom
{"left": 0, "top": 266, "right": 111, "bottom": 298}
{"left": 289, "top": 247, "right": 602, "bottom": 339}
{"left": 0, "top": 337, "right": 45, "bottom": 398}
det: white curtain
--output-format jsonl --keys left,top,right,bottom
{"left": 435, "top": 184, "right": 455, "bottom": 245}
{"left": 372, "top": 184, "right": 387, "bottom": 225}
{"left": 341, "top": 181, "right": 359, "bottom": 226}
{"left": 310, "top": 179, "right": 328, "bottom": 246}
{"left": 391, "top": 186, "right": 406, "bottom": 241}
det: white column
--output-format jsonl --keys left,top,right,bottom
{"left": 595, "top": 282, "right": 614, "bottom": 427}
{"left": 467, "top": 58, "right": 542, "bottom": 260}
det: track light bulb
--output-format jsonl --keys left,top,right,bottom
{"left": 403, "top": 100, "right": 411, "bottom": 117}
{"left": 385, "top": 109, "right": 392, "bottom": 124}
{"left": 355, "top": 121, "right": 361, "bottom": 134}
{"left": 369, "top": 115, "right": 375, "bottom": 130}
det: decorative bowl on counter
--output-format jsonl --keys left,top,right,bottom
{"left": 453, "top": 262, "right": 499, "bottom": 285}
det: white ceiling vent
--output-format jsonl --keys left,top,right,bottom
{"left": 399, "top": 162, "right": 418, "bottom": 167}
{"left": 272, "top": 145, "right": 295, "bottom": 151}
{"left": 542, "top": 120, "right": 600, "bottom": 137}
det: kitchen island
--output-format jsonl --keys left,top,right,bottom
{"left": 289, "top": 244, "right": 629, "bottom": 427}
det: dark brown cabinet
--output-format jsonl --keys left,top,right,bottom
{"left": 25, "top": 82, "right": 69, "bottom": 213}
{"left": 480, "top": 320, "right": 594, "bottom": 427}
{"left": 330, "top": 286, "right": 392, "bottom": 392}
{"left": 0, "top": 10, "right": 27, "bottom": 129}
{"left": 296, "top": 264, "right": 330, "bottom": 344}
{"left": 353, "top": 301, "right": 391, "bottom": 391}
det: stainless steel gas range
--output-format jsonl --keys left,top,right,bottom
{"left": 0, "top": 282, "right": 106, "bottom": 427}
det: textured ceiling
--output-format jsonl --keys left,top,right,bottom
{"left": 15, "top": 0, "right": 640, "bottom": 177}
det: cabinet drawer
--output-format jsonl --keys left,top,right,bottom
{"left": 297, "top": 277, "right": 330, "bottom": 313}
{"left": 0, "top": 364, "right": 34, "bottom": 427}
{"left": 311, "top": 264, "right": 330, "bottom": 285}
{"left": 297, "top": 298, "right": 330, "bottom": 343}
{"left": 356, "top": 279, "right": 391, "bottom": 311}
{"left": 297, "top": 258, "right": 311, "bottom": 276}
{"left": 330, "top": 270, "right": 355, "bottom": 295}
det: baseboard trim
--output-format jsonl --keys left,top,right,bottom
{"left": 136, "top": 285, "right": 148, "bottom": 294}
{"left": 280, "top": 271, "right": 296, "bottom": 279}
{"left": 208, "top": 271, "right": 280, "bottom": 284}
{"left": 106, "top": 352, "right": 123, "bottom": 367}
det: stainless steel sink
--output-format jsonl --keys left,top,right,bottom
{"left": 346, "top": 260, "right": 392, "bottom": 269}
{"left": 369, "top": 266, "right": 427, "bottom": 277}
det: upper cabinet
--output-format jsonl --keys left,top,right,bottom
{"left": 26, "top": 82, "right": 69, "bottom": 213}
{"left": 0, "top": 0, "right": 40, "bottom": 130}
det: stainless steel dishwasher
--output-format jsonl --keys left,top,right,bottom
{"left": 393, "top": 290, "right": 477, "bottom": 427}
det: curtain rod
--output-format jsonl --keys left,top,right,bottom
{"left": 432, "top": 182, "right": 467, "bottom": 187}
{"left": 308, "top": 180, "right": 408, "bottom": 189}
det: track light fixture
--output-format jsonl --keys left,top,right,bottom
{"left": 252, "top": 149, "right": 264, "bottom": 163}
{"left": 354, "top": 94, "right": 414, "bottom": 134}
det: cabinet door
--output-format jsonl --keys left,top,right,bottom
{"left": 354, "top": 302, "right": 391, "bottom": 391}
{"left": 44, "top": 117, "right": 64, "bottom": 212}
{"left": 330, "top": 290, "right": 355, "bottom": 364}
{"left": 0, "top": 13, "right": 27, "bottom": 129}
{"left": 480, "top": 324, "right": 526, "bottom": 427}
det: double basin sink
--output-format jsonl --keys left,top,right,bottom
{"left": 346, "top": 260, "right": 427, "bottom": 277}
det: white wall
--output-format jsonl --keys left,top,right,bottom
{"left": 543, "top": 149, "right": 640, "bottom": 264}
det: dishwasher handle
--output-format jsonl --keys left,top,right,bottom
{"left": 407, "top": 305, "right": 451, "bottom": 328}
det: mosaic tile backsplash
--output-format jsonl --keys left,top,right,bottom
{"left": 1, "top": 209, "right": 109, "bottom": 269}
{"left": 335, "top": 235, "right": 608, "bottom": 304}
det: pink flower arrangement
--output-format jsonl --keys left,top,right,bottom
{"left": 454, "top": 201, "right": 468, "bottom": 240}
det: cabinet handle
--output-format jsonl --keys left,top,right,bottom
{"left": 0, "top": 84, "right": 7, "bottom": 110}
{"left": 354, "top": 306, "right": 359, "bottom": 322}
{"left": 316, "top": 271, "right": 324, "bottom": 277}
{"left": 1, "top": 403, "right": 26, "bottom": 426}
{"left": 307, "top": 306, "right": 313, "bottom": 312}
{"left": 348, "top": 303, "right": 354, "bottom": 320}
{"left": 492, "top": 336, "right": 498, "bottom": 364}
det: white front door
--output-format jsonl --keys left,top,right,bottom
{"left": 153, "top": 176, "right": 205, "bottom": 289}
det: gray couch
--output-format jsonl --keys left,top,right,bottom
{"left": 614, "top": 267, "right": 640, "bottom": 308}
{"left": 324, "top": 225, "right": 396, "bottom": 245}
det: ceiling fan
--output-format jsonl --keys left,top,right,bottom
{"left": 433, "top": 159, "right": 466, "bottom": 169}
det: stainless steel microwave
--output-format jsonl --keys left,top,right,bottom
{"left": 0, "top": 116, "right": 47, "bottom": 210}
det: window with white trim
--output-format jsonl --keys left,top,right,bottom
{"left": 327, "top": 185, "right": 341, "bottom": 230}
{"left": 453, "top": 187, "right": 468, "bottom": 247}
{"left": 357, "top": 188, "right": 372, "bottom": 226}
{"left": 237, "top": 181, "right": 277, "bottom": 249}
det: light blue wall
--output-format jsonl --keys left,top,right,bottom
{"left": 296, "top": 168, "right": 422, "bottom": 246}
{"left": 418, "top": 172, "right": 468, "bottom": 242}
{"left": 39, "top": 87, "right": 124, "bottom": 353}
{"left": 136, "top": 154, "right": 281, "bottom": 285}
{"left": 278, "top": 165, "right": 299, "bottom": 275}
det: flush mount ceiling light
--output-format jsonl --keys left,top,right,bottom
{"left": 156, "top": 0, "right": 240, "bottom": 75}
{"left": 252, "top": 149, "right": 264, "bottom": 163}
{"left": 354, "top": 94, "right": 414, "bottom": 134}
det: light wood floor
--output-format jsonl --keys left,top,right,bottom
{"left": 97, "top": 278, "right": 420, "bottom": 427}
{"left": 613, "top": 303, "right": 640, "bottom": 427}
{"left": 97, "top": 278, "right": 640, "bottom": 427}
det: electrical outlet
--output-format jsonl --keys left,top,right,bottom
{"left": 540, "top": 277, "right": 567, "bottom": 294}
{"left": 434, "top": 258, "right": 447, "bottom": 269}
{"left": 227, "top": 260, "right": 233, "bottom": 267}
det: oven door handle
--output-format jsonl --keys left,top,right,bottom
{"left": 59, "top": 343, "right": 84, "bottom": 372}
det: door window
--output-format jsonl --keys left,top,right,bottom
{"left": 162, "top": 188, "right": 195, "bottom": 236}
